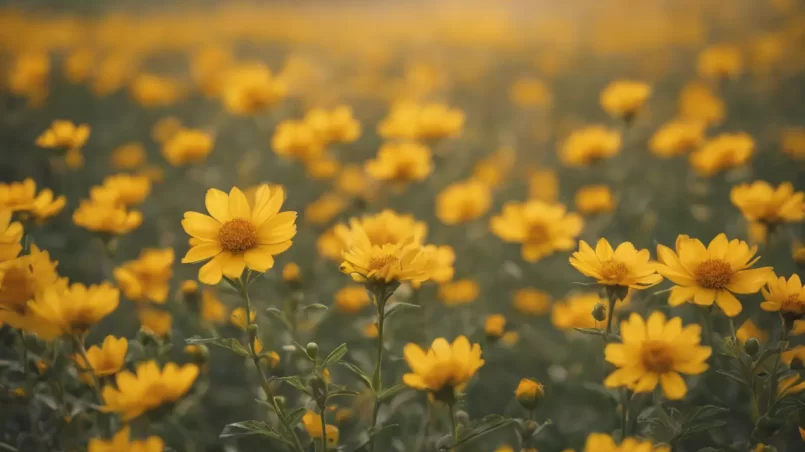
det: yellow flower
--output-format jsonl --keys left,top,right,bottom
{"left": 678, "top": 82, "right": 725, "bottom": 126}
{"left": 305, "top": 194, "right": 346, "bottom": 226}
{"left": 552, "top": 292, "right": 611, "bottom": 330}
{"left": 583, "top": 433, "right": 670, "bottom": 452}
{"left": 335, "top": 286, "right": 371, "bottom": 313}
{"left": 698, "top": 44, "right": 743, "bottom": 79}
{"left": 181, "top": 185, "right": 296, "bottom": 285}
{"left": 378, "top": 102, "right": 464, "bottom": 141}
{"left": 138, "top": 308, "right": 173, "bottom": 336}
{"left": 528, "top": 168, "right": 560, "bottom": 202}
{"left": 91, "top": 53, "right": 136, "bottom": 97}
{"left": 760, "top": 273, "right": 805, "bottom": 320}
{"left": 114, "top": 249, "right": 174, "bottom": 303}
{"left": 484, "top": 314, "right": 506, "bottom": 338}
{"left": 336, "top": 164, "right": 371, "bottom": 198}
{"left": 559, "top": 126, "right": 621, "bottom": 166}
{"left": 402, "top": 336, "right": 484, "bottom": 398}
{"left": 65, "top": 149, "right": 85, "bottom": 169}
{"left": 36, "top": 120, "right": 90, "bottom": 151}
{"left": 736, "top": 319, "right": 768, "bottom": 345}
{"left": 111, "top": 142, "right": 147, "bottom": 170}
{"left": 73, "top": 198, "right": 142, "bottom": 235}
{"left": 0, "top": 210, "right": 23, "bottom": 262}
{"left": 201, "top": 289, "right": 227, "bottom": 323}
{"left": 222, "top": 62, "right": 287, "bottom": 115}
{"left": 190, "top": 45, "right": 233, "bottom": 97}
{"left": 102, "top": 360, "right": 199, "bottom": 421}
{"left": 129, "top": 73, "right": 184, "bottom": 107}
{"left": 574, "top": 185, "right": 616, "bottom": 215}
{"left": 161, "top": 128, "right": 214, "bottom": 166}
{"left": 649, "top": 120, "right": 706, "bottom": 158}
{"left": 570, "top": 239, "right": 662, "bottom": 290}
{"left": 363, "top": 322, "right": 379, "bottom": 338}
{"left": 0, "top": 178, "right": 66, "bottom": 221}
{"left": 230, "top": 307, "right": 256, "bottom": 330}
{"left": 514, "top": 378, "right": 544, "bottom": 410}
{"left": 74, "top": 336, "right": 128, "bottom": 381}
{"left": 305, "top": 156, "right": 341, "bottom": 181}
{"left": 366, "top": 141, "right": 433, "bottom": 184}
{"left": 604, "top": 312, "right": 711, "bottom": 399}
{"left": 96, "top": 174, "right": 152, "bottom": 207}
{"left": 271, "top": 120, "right": 325, "bottom": 162}
{"left": 64, "top": 48, "right": 95, "bottom": 84}
{"left": 8, "top": 51, "right": 50, "bottom": 106}
{"left": 151, "top": 116, "right": 183, "bottom": 143}
{"left": 438, "top": 280, "right": 480, "bottom": 307}
{"left": 302, "top": 410, "right": 339, "bottom": 448}
{"left": 317, "top": 227, "right": 347, "bottom": 261}
{"left": 782, "top": 128, "right": 805, "bottom": 160}
{"left": 782, "top": 345, "right": 805, "bottom": 367}
{"left": 88, "top": 426, "right": 164, "bottom": 452}
{"left": 690, "top": 132, "right": 754, "bottom": 177}
{"left": 27, "top": 283, "right": 119, "bottom": 340}
{"left": 424, "top": 244, "right": 456, "bottom": 284}
{"left": 436, "top": 180, "right": 491, "bottom": 225}
{"left": 656, "top": 233, "right": 772, "bottom": 317}
{"left": 600, "top": 80, "right": 651, "bottom": 120}
{"left": 509, "top": 77, "right": 552, "bottom": 108}
{"left": 778, "top": 374, "right": 805, "bottom": 398}
{"left": 472, "top": 147, "right": 515, "bottom": 188}
{"left": 730, "top": 181, "right": 805, "bottom": 224}
{"left": 305, "top": 105, "right": 361, "bottom": 144}
{"left": 490, "top": 200, "right": 583, "bottom": 262}
{"left": 513, "top": 288, "right": 551, "bottom": 316}
{"left": 0, "top": 245, "right": 65, "bottom": 329}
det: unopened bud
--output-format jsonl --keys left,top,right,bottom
{"left": 306, "top": 342, "right": 319, "bottom": 359}
{"left": 522, "top": 419, "right": 538, "bottom": 436}
{"left": 744, "top": 338, "right": 760, "bottom": 356}
{"left": 184, "top": 344, "right": 209, "bottom": 365}
{"left": 591, "top": 303, "right": 607, "bottom": 322}
{"left": 436, "top": 434, "right": 453, "bottom": 450}
{"left": 455, "top": 410, "right": 470, "bottom": 426}
{"left": 515, "top": 378, "right": 544, "bottom": 411}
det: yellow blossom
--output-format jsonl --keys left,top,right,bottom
{"left": 649, "top": 120, "right": 706, "bottom": 158}
{"left": 27, "top": 283, "right": 120, "bottom": 340}
{"left": 201, "top": 289, "right": 227, "bottom": 324}
{"left": 552, "top": 293, "right": 609, "bottom": 331}
{"left": 514, "top": 378, "right": 544, "bottom": 410}
{"left": 402, "top": 336, "right": 484, "bottom": 399}
{"left": 678, "top": 82, "right": 725, "bottom": 126}
{"left": 366, "top": 141, "right": 433, "bottom": 184}
{"left": 73, "top": 197, "right": 142, "bottom": 235}
{"left": 436, "top": 180, "right": 491, "bottom": 225}
{"left": 730, "top": 181, "right": 805, "bottom": 224}
{"left": 335, "top": 286, "right": 371, "bottom": 313}
{"left": 484, "top": 314, "right": 506, "bottom": 338}
{"left": 736, "top": 319, "right": 768, "bottom": 345}
{"left": 305, "top": 194, "right": 346, "bottom": 225}
{"left": 88, "top": 426, "right": 164, "bottom": 452}
{"left": 151, "top": 116, "right": 183, "bottom": 143}
{"left": 760, "top": 273, "right": 805, "bottom": 320}
{"left": 282, "top": 263, "right": 301, "bottom": 282}
{"left": 782, "top": 345, "right": 805, "bottom": 367}
{"left": 782, "top": 128, "right": 805, "bottom": 160}
{"left": 513, "top": 288, "right": 551, "bottom": 316}
{"left": 378, "top": 102, "right": 464, "bottom": 141}
{"left": 583, "top": 433, "right": 670, "bottom": 452}
{"left": 302, "top": 410, "right": 339, "bottom": 448}
{"left": 0, "top": 178, "right": 66, "bottom": 222}
{"left": 138, "top": 308, "right": 173, "bottom": 337}
{"left": 0, "top": 210, "right": 23, "bottom": 262}
{"left": 96, "top": 173, "right": 152, "bottom": 207}
{"left": 129, "top": 73, "right": 184, "bottom": 107}
{"left": 74, "top": 336, "right": 128, "bottom": 383}
{"left": 698, "top": 44, "right": 743, "bottom": 79}
{"left": 8, "top": 51, "right": 49, "bottom": 106}
{"left": 438, "top": 280, "right": 480, "bottom": 307}
{"left": 570, "top": 238, "right": 662, "bottom": 290}
{"left": 490, "top": 200, "right": 583, "bottom": 262}
{"left": 191, "top": 45, "right": 234, "bottom": 97}
{"left": 305, "top": 105, "right": 361, "bottom": 144}
{"left": 36, "top": 120, "right": 90, "bottom": 151}
{"left": 162, "top": 128, "right": 214, "bottom": 166}
{"left": 559, "top": 126, "right": 621, "bottom": 167}
{"left": 528, "top": 169, "right": 559, "bottom": 202}
{"left": 574, "top": 185, "right": 616, "bottom": 215}
{"left": 271, "top": 120, "right": 325, "bottom": 162}
{"left": 0, "top": 245, "right": 66, "bottom": 331}
{"left": 102, "top": 360, "right": 198, "bottom": 421}
{"left": 114, "top": 249, "right": 174, "bottom": 303}
{"left": 222, "top": 63, "right": 287, "bottom": 115}
{"left": 230, "top": 307, "right": 256, "bottom": 330}
{"left": 509, "top": 77, "right": 552, "bottom": 108}
{"left": 690, "top": 132, "right": 755, "bottom": 177}
{"left": 63, "top": 48, "right": 95, "bottom": 84}
{"left": 600, "top": 80, "right": 651, "bottom": 120}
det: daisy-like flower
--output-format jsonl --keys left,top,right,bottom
{"left": 574, "top": 185, "right": 616, "bottom": 215}
{"left": 0, "top": 210, "right": 23, "bottom": 262}
{"left": 402, "top": 336, "right": 484, "bottom": 402}
{"left": 583, "top": 433, "right": 670, "bottom": 452}
{"left": 365, "top": 141, "right": 433, "bottom": 184}
{"left": 161, "top": 128, "right": 214, "bottom": 166}
{"left": 697, "top": 44, "right": 743, "bottom": 80}
{"left": 690, "top": 132, "right": 754, "bottom": 177}
{"left": 656, "top": 234, "right": 773, "bottom": 317}
{"left": 88, "top": 427, "right": 164, "bottom": 452}
{"left": 102, "top": 360, "right": 199, "bottom": 421}
{"left": 35, "top": 120, "right": 90, "bottom": 151}
{"left": 27, "top": 283, "right": 119, "bottom": 340}
{"left": 760, "top": 273, "right": 805, "bottom": 322}
{"left": 304, "top": 105, "right": 361, "bottom": 144}
{"left": 678, "top": 82, "right": 725, "bottom": 126}
{"left": 490, "top": 200, "right": 583, "bottom": 262}
{"left": 378, "top": 102, "right": 464, "bottom": 141}
{"left": 301, "top": 411, "right": 339, "bottom": 449}
{"left": 649, "top": 120, "right": 706, "bottom": 158}
{"left": 435, "top": 180, "right": 492, "bottom": 225}
{"left": 73, "top": 195, "right": 142, "bottom": 235}
{"left": 221, "top": 62, "right": 287, "bottom": 116}
{"left": 604, "top": 312, "right": 712, "bottom": 399}
{"left": 559, "top": 126, "right": 621, "bottom": 167}
{"left": 570, "top": 239, "right": 662, "bottom": 291}
{"left": 96, "top": 173, "right": 152, "bottom": 207}
{"left": 181, "top": 185, "right": 297, "bottom": 285}
{"left": 73, "top": 336, "right": 128, "bottom": 384}
{"left": 730, "top": 181, "right": 805, "bottom": 224}
{"left": 0, "top": 178, "right": 66, "bottom": 221}
{"left": 0, "top": 245, "right": 65, "bottom": 321}
{"left": 599, "top": 80, "right": 651, "bottom": 121}
{"left": 271, "top": 120, "right": 325, "bottom": 162}
{"left": 114, "top": 248, "right": 174, "bottom": 303}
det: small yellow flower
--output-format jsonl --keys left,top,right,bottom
{"left": 730, "top": 181, "right": 805, "bottom": 224}
{"left": 305, "top": 105, "right": 361, "bottom": 144}
{"left": 8, "top": 51, "right": 49, "bottom": 106}
{"left": 424, "top": 245, "right": 456, "bottom": 284}
{"left": 73, "top": 198, "right": 142, "bottom": 235}
{"left": 95, "top": 173, "right": 152, "bottom": 207}
{"left": 111, "top": 142, "right": 147, "bottom": 170}
{"left": 282, "top": 263, "right": 301, "bottom": 282}
{"left": 65, "top": 149, "right": 85, "bottom": 169}
{"left": 678, "top": 82, "right": 725, "bottom": 126}
{"left": 27, "top": 283, "right": 120, "bottom": 340}
{"left": 509, "top": 77, "right": 552, "bottom": 108}
{"left": 363, "top": 322, "right": 379, "bottom": 338}
{"left": 305, "top": 155, "right": 341, "bottom": 181}
{"left": 484, "top": 314, "right": 506, "bottom": 338}
{"left": 513, "top": 288, "right": 551, "bottom": 316}
{"left": 402, "top": 336, "right": 484, "bottom": 398}
{"left": 91, "top": 53, "right": 136, "bottom": 97}
{"left": 162, "top": 128, "right": 214, "bottom": 166}
{"left": 305, "top": 194, "right": 346, "bottom": 226}
{"left": 88, "top": 426, "right": 164, "bottom": 452}
{"left": 129, "top": 73, "right": 184, "bottom": 107}
{"left": 222, "top": 62, "right": 287, "bottom": 115}
{"left": 528, "top": 168, "right": 560, "bottom": 202}
{"left": 514, "top": 378, "right": 544, "bottom": 410}
{"left": 656, "top": 234, "right": 772, "bottom": 317}
{"left": 604, "top": 312, "right": 711, "bottom": 399}
{"left": 574, "top": 185, "right": 616, "bottom": 215}
{"left": 102, "top": 360, "right": 199, "bottom": 421}
{"left": 181, "top": 185, "right": 296, "bottom": 285}
{"left": 436, "top": 180, "right": 492, "bottom": 225}
{"left": 335, "top": 286, "right": 371, "bottom": 313}
{"left": 64, "top": 48, "right": 95, "bottom": 84}
{"left": 490, "top": 200, "right": 583, "bottom": 263}
{"left": 583, "top": 433, "right": 670, "bottom": 452}
{"left": 551, "top": 293, "right": 608, "bottom": 331}
{"left": 378, "top": 102, "right": 464, "bottom": 141}
{"left": 782, "top": 128, "right": 805, "bottom": 160}
{"left": 760, "top": 273, "right": 805, "bottom": 320}
{"left": 472, "top": 147, "right": 515, "bottom": 188}
{"left": 559, "top": 126, "right": 621, "bottom": 167}
{"left": 690, "top": 132, "right": 754, "bottom": 177}
{"left": 114, "top": 249, "right": 175, "bottom": 303}
{"left": 0, "top": 178, "right": 66, "bottom": 221}
{"left": 139, "top": 308, "right": 173, "bottom": 337}
{"left": 302, "top": 410, "right": 339, "bottom": 448}
{"left": 151, "top": 116, "right": 183, "bottom": 143}
{"left": 190, "top": 45, "right": 233, "bottom": 97}
{"left": 366, "top": 141, "right": 433, "bottom": 184}
{"left": 271, "top": 120, "right": 325, "bottom": 162}
{"left": 698, "top": 44, "right": 743, "bottom": 79}
{"left": 782, "top": 345, "right": 805, "bottom": 367}
{"left": 36, "top": 120, "right": 90, "bottom": 151}
{"left": 438, "top": 280, "right": 480, "bottom": 307}
{"left": 230, "top": 307, "right": 256, "bottom": 331}
{"left": 649, "top": 120, "right": 706, "bottom": 158}
{"left": 74, "top": 336, "right": 128, "bottom": 382}
{"left": 0, "top": 210, "right": 23, "bottom": 262}
{"left": 336, "top": 164, "right": 371, "bottom": 198}
{"left": 201, "top": 289, "right": 228, "bottom": 323}
{"left": 317, "top": 227, "right": 346, "bottom": 261}
{"left": 736, "top": 319, "right": 768, "bottom": 345}
{"left": 600, "top": 80, "right": 651, "bottom": 120}
{"left": 0, "top": 246, "right": 66, "bottom": 330}
{"left": 570, "top": 238, "right": 662, "bottom": 290}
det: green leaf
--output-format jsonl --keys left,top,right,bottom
{"left": 285, "top": 407, "right": 306, "bottom": 428}
{"left": 278, "top": 376, "right": 312, "bottom": 395}
{"left": 186, "top": 337, "right": 249, "bottom": 357}
{"left": 220, "top": 420, "right": 291, "bottom": 446}
{"left": 450, "top": 415, "right": 516, "bottom": 448}
{"left": 329, "top": 389, "right": 361, "bottom": 398}
{"left": 376, "top": 383, "right": 407, "bottom": 402}
{"left": 340, "top": 362, "right": 372, "bottom": 389}
{"left": 350, "top": 423, "right": 400, "bottom": 451}
{"left": 715, "top": 370, "right": 745, "bottom": 385}
{"left": 752, "top": 347, "right": 782, "bottom": 375}
{"left": 303, "top": 303, "right": 329, "bottom": 313}
{"left": 322, "top": 343, "right": 348, "bottom": 367}
{"left": 383, "top": 302, "right": 420, "bottom": 320}
{"left": 265, "top": 308, "right": 293, "bottom": 330}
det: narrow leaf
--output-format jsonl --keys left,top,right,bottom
{"left": 340, "top": 362, "right": 372, "bottom": 389}
{"left": 265, "top": 308, "right": 293, "bottom": 330}
{"left": 384, "top": 302, "right": 420, "bottom": 320}
{"left": 186, "top": 337, "right": 250, "bottom": 357}
{"left": 303, "top": 303, "right": 329, "bottom": 313}
{"left": 376, "top": 383, "right": 408, "bottom": 402}
{"left": 322, "top": 343, "right": 349, "bottom": 367}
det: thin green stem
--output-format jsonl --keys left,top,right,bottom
{"left": 620, "top": 389, "right": 629, "bottom": 440}
{"left": 71, "top": 336, "right": 103, "bottom": 405}
{"left": 699, "top": 307, "right": 713, "bottom": 348}
{"left": 18, "top": 331, "right": 43, "bottom": 451}
{"left": 449, "top": 403, "right": 458, "bottom": 452}
{"left": 320, "top": 409, "right": 328, "bottom": 451}
{"left": 369, "top": 290, "right": 386, "bottom": 452}
{"left": 767, "top": 314, "right": 788, "bottom": 414}
{"left": 604, "top": 294, "right": 617, "bottom": 338}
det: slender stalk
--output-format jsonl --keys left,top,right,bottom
{"left": 369, "top": 288, "right": 387, "bottom": 452}
{"left": 620, "top": 389, "right": 629, "bottom": 440}
{"left": 320, "top": 409, "right": 328, "bottom": 451}
{"left": 604, "top": 295, "right": 617, "bottom": 338}
{"left": 448, "top": 403, "right": 458, "bottom": 452}
{"left": 767, "top": 314, "right": 788, "bottom": 413}
{"left": 18, "top": 331, "right": 43, "bottom": 451}
{"left": 71, "top": 336, "right": 102, "bottom": 405}
{"left": 699, "top": 307, "right": 713, "bottom": 348}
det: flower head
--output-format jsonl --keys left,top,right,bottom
{"left": 604, "top": 312, "right": 711, "bottom": 399}
{"left": 436, "top": 180, "right": 492, "bottom": 225}
{"left": 0, "top": 179, "right": 66, "bottom": 221}
{"left": 271, "top": 120, "right": 325, "bottom": 162}
{"left": 111, "top": 142, "right": 147, "bottom": 170}
{"left": 139, "top": 308, "right": 173, "bottom": 336}
{"left": 102, "top": 361, "right": 198, "bottom": 421}
{"left": 574, "top": 185, "right": 616, "bottom": 215}
{"left": 570, "top": 239, "right": 662, "bottom": 290}
{"left": 552, "top": 293, "right": 609, "bottom": 330}
{"left": 782, "top": 128, "right": 805, "bottom": 160}
{"left": 761, "top": 273, "right": 805, "bottom": 321}
{"left": 366, "top": 142, "right": 433, "bottom": 184}
{"left": 650, "top": 120, "right": 706, "bottom": 158}
{"left": 513, "top": 288, "right": 551, "bottom": 316}
{"left": 0, "top": 210, "right": 23, "bottom": 262}
{"left": 737, "top": 319, "right": 768, "bottom": 345}
{"left": 490, "top": 200, "right": 583, "bottom": 262}
{"left": 583, "top": 433, "right": 670, "bottom": 452}
{"left": 438, "top": 279, "right": 480, "bottom": 307}
{"left": 730, "top": 181, "right": 805, "bottom": 224}
{"left": 690, "top": 132, "right": 754, "bottom": 177}
{"left": 698, "top": 44, "right": 743, "bottom": 79}
{"left": 305, "top": 105, "right": 361, "bottom": 144}
{"left": 302, "top": 410, "right": 339, "bottom": 448}
{"left": 600, "top": 80, "right": 651, "bottom": 120}
{"left": 335, "top": 286, "right": 371, "bottom": 313}
{"left": 181, "top": 185, "right": 296, "bottom": 285}
{"left": 88, "top": 426, "right": 164, "bottom": 452}
{"left": 27, "top": 283, "right": 119, "bottom": 339}
{"left": 378, "top": 102, "right": 464, "bottom": 141}
{"left": 0, "top": 246, "right": 65, "bottom": 326}
{"left": 484, "top": 314, "right": 506, "bottom": 338}
{"left": 402, "top": 336, "right": 484, "bottom": 400}
{"left": 129, "top": 73, "right": 184, "bottom": 107}
{"left": 73, "top": 196, "right": 142, "bottom": 235}
{"left": 509, "top": 77, "right": 552, "bottom": 108}
{"left": 656, "top": 234, "right": 772, "bottom": 317}
{"left": 678, "top": 82, "right": 724, "bottom": 125}
{"left": 96, "top": 174, "right": 152, "bottom": 207}
{"left": 35, "top": 120, "right": 90, "bottom": 151}
{"left": 514, "top": 378, "right": 544, "bottom": 410}
{"left": 161, "top": 128, "right": 214, "bottom": 166}
{"left": 114, "top": 249, "right": 174, "bottom": 303}
{"left": 222, "top": 63, "right": 286, "bottom": 115}
{"left": 560, "top": 126, "right": 621, "bottom": 166}
{"left": 74, "top": 336, "right": 128, "bottom": 383}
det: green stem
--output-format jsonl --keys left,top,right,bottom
{"left": 18, "top": 331, "right": 43, "bottom": 451}
{"left": 699, "top": 307, "right": 713, "bottom": 348}
{"left": 369, "top": 291, "right": 386, "bottom": 452}
{"left": 767, "top": 314, "right": 788, "bottom": 413}
{"left": 604, "top": 294, "right": 617, "bottom": 338}
{"left": 320, "top": 409, "right": 328, "bottom": 451}
{"left": 449, "top": 403, "right": 458, "bottom": 452}
{"left": 620, "top": 389, "right": 629, "bottom": 440}
{"left": 71, "top": 336, "right": 103, "bottom": 405}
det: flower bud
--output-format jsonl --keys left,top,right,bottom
{"left": 455, "top": 410, "right": 470, "bottom": 426}
{"left": 522, "top": 419, "right": 538, "bottom": 436}
{"left": 744, "top": 337, "right": 760, "bottom": 356}
{"left": 181, "top": 280, "right": 201, "bottom": 309}
{"left": 283, "top": 263, "right": 301, "bottom": 283}
{"left": 591, "top": 303, "right": 607, "bottom": 322}
{"left": 306, "top": 342, "right": 319, "bottom": 359}
{"left": 484, "top": 315, "right": 506, "bottom": 341}
{"left": 605, "top": 284, "right": 629, "bottom": 303}
{"left": 514, "top": 378, "right": 544, "bottom": 411}
{"left": 184, "top": 344, "right": 209, "bottom": 367}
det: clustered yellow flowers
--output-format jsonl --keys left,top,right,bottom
{"left": 436, "top": 179, "right": 492, "bottom": 224}
{"left": 378, "top": 101, "right": 464, "bottom": 141}
{"left": 221, "top": 62, "right": 287, "bottom": 115}
{"left": 365, "top": 141, "right": 433, "bottom": 185}
{"left": 114, "top": 248, "right": 175, "bottom": 303}
{"left": 88, "top": 426, "right": 164, "bottom": 452}
{"left": 161, "top": 128, "right": 214, "bottom": 166}
{"left": 690, "top": 132, "right": 755, "bottom": 177}
{"left": 74, "top": 336, "right": 128, "bottom": 384}
{"left": 36, "top": 119, "right": 90, "bottom": 151}
{"left": 730, "top": 181, "right": 805, "bottom": 225}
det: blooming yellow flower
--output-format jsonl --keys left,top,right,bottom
{"left": 690, "top": 132, "right": 754, "bottom": 177}
{"left": 336, "top": 210, "right": 428, "bottom": 247}
{"left": 230, "top": 307, "right": 256, "bottom": 330}
{"left": 282, "top": 263, "right": 301, "bottom": 283}
{"left": 317, "top": 227, "right": 347, "bottom": 261}
{"left": 649, "top": 120, "right": 706, "bottom": 158}
{"left": 678, "top": 82, "right": 725, "bottom": 126}
{"left": 151, "top": 116, "right": 183, "bottom": 143}
{"left": 378, "top": 102, "right": 464, "bottom": 141}
{"left": 583, "top": 433, "right": 670, "bottom": 452}
{"left": 221, "top": 62, "right": 287, "bottom": 115}
{"left": 114, "top": 249, "right": 174, "bottom": 303}
{"left": 9, "top": 51, "right": 50, "bottom": 106}
{"left": 778, "top": 374, "right": 805, "bottom": 398}
{"left": 604, "top": 312, "right": 711, "bottom": 399}
{"left": 514, "top": 378, "right": 544, "bottom": 410}
{"left": 138, "top": 308, "right": 173, "bottom": 336}
{"left": 64, "top": 48, "right": 95, "bottom": 84}
{"left": 305, "top": 194, "right": 346, "bottom": 226}
{"left": 27, "top": 283, "right": 119, "bottom": 340}
{"left": 0, "top": 178, "right": 66, "bottom": 221}
{"left": 0, "top": 210, "right": 23, "bottom": 262}
{"left": 0, "top": 245, "right": 65, "bottom": 327}
{"left": 102, "top": 360, "right": 198, "bottom": 421}
{"left": 74, "top": 336, "right": 128, "bottom": 383}
{"left": 366, "top": 141, "right": 433, "bottom": 184}
{"left": 656, "top": 234, "right": 772, "bottom": 317}
{"left": 760, "top": 273, "right": 805, "bottom": 321}
{"left": 570, "top": 239, "right": 662, "bottom": 290}
{"left": 513, "top": 288, "right": 551, "bottom": 316}
{"left": 424, "top": 244, "right": 456, "bottom": 284}
{"left": 129, "top": 73, "right": 184, "bottom": 107}
{"left": 91, "top": 53, "right": 136, "bottom": 97}
{"left": 472, "top": 147, "right": 515, "bottom": 188}
{"left": 161, "top": 128, "right": 214, "bottom": 166}
{"left": 574, "top": 185, "right": 616, "bottom": 215}
{"left": 438, "top": 279, "right": 480, "bottom": 307}
{"left": 435, "top": 180, "right": 491, "bottom": 225}
{"left": 402, "top": 336, "right": 484, "bottom": 399}
{"left": 88, "top": 426, "right": 164, "bottom": 452}
{"left": 736, "top": 319, "right": 768, "bottom": 345}
{"left": 698, "top": 44, "right": 743, "bottom": 79}
{"left": 201, "top": 289, "right": 227, "bottom": 323}
{"left": 304, "top": 155, "right": 341, "bottom": 181}
{"left": 181, "top": 185, "right": 296, "bottom": 285}
{"left": 302, "top": 410, "right": 339, "bottom": 448}
{"left": 335, "top": 286, "right": 371, "bottom": 313}
{"left": 336, "top": 164, "right": 371, "bottom": 198}
{"left": 36, "top": 120, "right": 90, "bottom": 151}
{"left": 490, "top": 200, "right": 583, "bottom": 262}
{"left": 95, "top": 174, "right": 152, "bottom": 207}
{"left": 528, "top": 168, "right": 560, "bottom": 202}
{"left": 730, "top": 181, "right": 805, "bottom": 224}
{"left": 600, "top": 80, "right": 651, "bottom": 120}
{"left": 109, "top": 142, "right": 146, "bottom": 170}
{"left": 305, "top": 105, "right": 361, "bottom": 144}
{"left": 484, "top": 314, "right": 506, "bottom": 338}
{"left": 559, "top": 126, "right": 621, "bottom": 166}
{"left": 509, "top": 77, "right": 552, "bottom": 108}
{"left": 782, "top": 345, "right": 805, "bottom": 367}
{"left": 271, "top": 120, "right": 325, "bottom": 162}
{"left": 782, "top": 128, "right": 805, "bottom": 160}
{"left": 552, "top": 293, "right": 609, "bottom": 331}
{"left": 73, "top": 197, "right": 142, "bottom": 235}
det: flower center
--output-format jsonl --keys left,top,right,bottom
{"left": 695, "top": 259, "right": 733, "bottom": 289}
{"left": 218, "top": 219, "right": 258, "bottom": 253}
{"left": 641, "top": 340, "right": 674, "bottom": 373}
{"left": 781, "top": 294, "right": 805, "bottom": 314}
{"left": 369, "top": 252, "right": 397, "bottom": 271}
{"left": 600, "top": 259, "right": 629, "bottom": 282}
{"left": 527, "top": 223, "right": 549, "bottom": 242}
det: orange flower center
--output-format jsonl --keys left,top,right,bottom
{"left": 781, "top": 294, "right": 805, "bottom": 314}
{"left": 600, "top": 259, "right": 629, "bottom": 282}
{"left": 641, "top": 340, "right": 674, "bottom": 373}
{"left": 527, "top": 223, "right": 549, "bottom": 242}
{"left": 218, "top": 219, "right": 257, "bottom": 252}
{"left": 369, "top": 252, "right": 397, "bottom": 271}
{"left": 695, "top": 259, "right": 733, "bottom": 289}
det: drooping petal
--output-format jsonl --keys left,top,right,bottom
{"left": 660, "top": 372, "right": 688, "bottom": 399}
{"left": 715, "top": 290, "right": 742, "bottom": 317}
